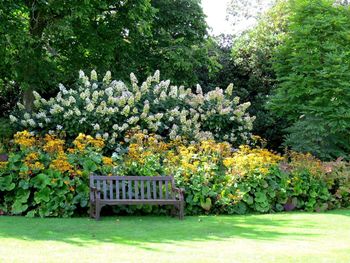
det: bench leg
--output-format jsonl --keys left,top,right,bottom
{"left": 89, "top": 202, "right": 95, "bottom": 218}
{"left": 178, "top": 201, "right": 184, "bottom": 220}
{"left": 170, "top": 206, "right": 177, "bottom": 217}
{"left": 95, "top": 201, "right": 101, "bottom": 221}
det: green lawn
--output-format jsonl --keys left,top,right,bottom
{"left": 1, "top": 210, "right": 350, "bottom": 263}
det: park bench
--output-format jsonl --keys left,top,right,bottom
{"left": 89, "top": 175, "right": 185, "bottom": 220}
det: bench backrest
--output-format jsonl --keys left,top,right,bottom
{"left": 90, "top": 175, "right": 176, "bottom": 201}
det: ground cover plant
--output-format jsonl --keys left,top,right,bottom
{"left": 0, "top": 210, "right": 350, "bottom": 262}
{"left": 1, "top": 130, "right": 349, "bottom": 217}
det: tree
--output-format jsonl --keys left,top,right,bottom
{"left": 140, "top": 0, "right": 215, "bottom": 86}
{"left": 227, "top": 0, "right": 276, "bottom": 35}
{"left": 0, "top": 0, "right": 212, "bottom": 114}
{"left": 0, "top": 0, "right": 155, "bottom": 110}
{"left": 210, "top": 0, "right": 290, "bottom": 149}
{"left": 268, "top": 0, "right": 350, "bottom": 159}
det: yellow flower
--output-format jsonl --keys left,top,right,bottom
{"left": 0, "top": 161, "right": 8, "bottom": 169}
{"left": 23, "top": 152, "right": 45, "bottom": 172}
{"left": 14, "top": 130, "right": 36, "bottom": 148}
{"left": 43, "top": 134, "right": 65, "bottom": 154}
{"left": 102, "top": 157, "right": 113, "bottom": 166}
{"left": 73, "top": 133, "right": 105, "bottom": 152}
{"left": 50, "top": 153, "right": 73, "bottom": 174}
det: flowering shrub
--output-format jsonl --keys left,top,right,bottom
{"left": 10, "top": 71, "right": 255, "bottom": 150}
{"left": 1, "top": 131, "right": 349, "bottom": 217}
{"left": 0, "top": 131, "right": 115, "bottom": 217}
{"left": 115, "top": 132, "right": 350, "bottom": 215}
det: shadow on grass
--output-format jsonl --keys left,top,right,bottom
{"left": 0, "top": 211, "right": 325, "bottom": 250}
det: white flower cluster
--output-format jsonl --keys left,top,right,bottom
{"left": 12, "top": 70, "right": 255, "bottom": 147}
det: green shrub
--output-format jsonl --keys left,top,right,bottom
{"left": 269, "top": 0, "right": 350, "bottom": 159}
{"left": 0, "top": 131, "right": 112, "bottom": 217}
{"left": 10, "top": 71, "right": 255, "bottom": 151}
{"left": 1, "top": 131, "right": 349, "bottom": 217}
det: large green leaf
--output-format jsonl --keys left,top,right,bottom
{"left": 31, "top": 173, "right": 51, "bottom": 188}
{"left": 34, "top": 187, "right": 51, "bottom": 203}
{"left": 0, "top": 175, "right": 15, "bottom": 191}
{"left": 12, "top": 200, "right": 28, "bottom": 214}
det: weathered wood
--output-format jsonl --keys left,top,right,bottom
{"left": 103, "top": 180, "right": 107, "bottom": 199}
{"left": 134, "top": 180, "right": 138, "bottom": 200}
{"left": 165, "top": 181, "right": 169, "bottom": 199}
{"left": 153, "top": 180, "right": 157, "bottom": 199}
{"left": 122, "top": 180, "right": 126, "bottom": 199}
{"left": 140, "top": 180, "right": 144, "bottom": 200}
{"left": 147, "top": 180, "right": 151, "bottom": 199}
{"left": 128, "top": 180, "right": 132, "bottom": 199}
{"left": 89, "top": 175, "right": 185, "bottom": 220}
{"left": 159, "top": 180, "right": 163, "bottom": 199}
{"left": 116, "top": 180, "right": 119, "bottom": 199}
{"left": 109, "top": 180, "right": 113, "bottom": 199}
{"left": 91, "top": 175, "right": 173, "bottom": 181}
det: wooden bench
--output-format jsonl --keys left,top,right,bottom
{"left": 89, "top": 175, "right": 185, "bottom": 220}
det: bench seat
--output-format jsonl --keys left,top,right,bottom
{"left": 89, "top": 175, "right": 185, "bottom": 220}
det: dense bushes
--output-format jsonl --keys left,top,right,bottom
{"left": 268, "top": 0, "right": 350, "bottom": 159}
{"left": 0, "top": 131, "right": 115, "bottom": 217}
{"left": 2, "top": 130, "right": 348, "bottom": 217}
{"left": 10, "top": 71, "right": 255, "bottom": 149}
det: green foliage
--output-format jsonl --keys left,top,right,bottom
{"left": 268, "top": 0, "right": 350, "bottom": 159}
{"left": 1, "top": 131, "right": 350, "bottom": 217}
{"left": 0, "top": 131, "right": 112, "bottom": 217}
{"left": 11, "top": 71, "right": 255, "bottom": 149}
{"left": 227, "top": 0, "right": 291, "bottom": 149}
{"left": 0, "top": 0, "right": 212, "bottom": 112}
{"left": 0, "top": 117, "right": 15, "bottom": 152}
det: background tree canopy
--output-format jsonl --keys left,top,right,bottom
{"left": 1, "top": 0, "right": 350, "bottom": 160}
{"left": 0, "top": 0, "right": 214, "bottom": 112}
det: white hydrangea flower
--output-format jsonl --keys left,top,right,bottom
{"left": 122, "top": 105, "right": 130, "bottom": 116}
{"left": 91, "top": 70, "right": 98, "bottom": 81}
{"left": 9, "top": 115, "right": 17, "bottom": 122}
{"left": 153, "top": 70, "right": 160, "bottom": 83}
{"left": 32, "top": 91, "right": 41, "bottom": 100}
{"left": 196, "top": 84, "right": 203, "bottom": 94}
{"left": 103, "top": 71, "right": 112, "bottom": 84}
{"left": 28, "top": 119, "right": 36, "bottom": 127}
{"left": 226, "top": 83, "right": 234, "bottom": 96}
{"left": 17, "top": 102, "right": 25, "bottom": 110}
{"left": 86, "top": 103, "right": 95, "bottom": 112}
{"left": 103, "top": 133, "right": 109, "bottom": 140}
{"left": 130, "top": 72, "right": 138, "bottom": 84}
{"left": 79, "top": 70, "right": 85, "bottom": 79}
{"left": 23, "top": 113, "right": 31, "bottom": 120}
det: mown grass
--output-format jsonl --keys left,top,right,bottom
{"left": 1, "top": 209, "right": 350, "bottom": 262}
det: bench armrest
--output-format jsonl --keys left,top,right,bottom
{"left": 90, "top": 186, "right": 101, "bottom": 193}
{"left": 172, "top": 187, "right": 185, "bottom": 201}
{"left": 90, "top": 186, "right": 101, "bottom": 202}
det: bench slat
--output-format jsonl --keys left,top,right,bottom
{"left": 109, "top": 180, "right": 113, "bottom": 200}
{"left": 103, "top": 180, "right": 107, "bottom": 199}
{"left": 122, "top": 180, "right": 126, "bottom": 199}
{"left": 134, "top": 180, "right": 138, "bottom": 200}
{"left": 159, "top": 180, "right": 163, "bottom": 199}
{"left": 165, "top": 181, "right": 169, "bottom": 199}
{"left": 147, "top": 181, "right": 151, "bottom": 199}
{"left": 128, "top": 180, "right": 132, "bottom": 200}
{"left": 140, "top": 181, "right": 144, "bottom": 199}
{"left": 153, "top": 180, "right": 157, "bottom": 199}
{"left": 116, "top": 180, "right": 119, "bottom": 199}
{"left": 97, "top": 180, "right": 101, "bottom": 199}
